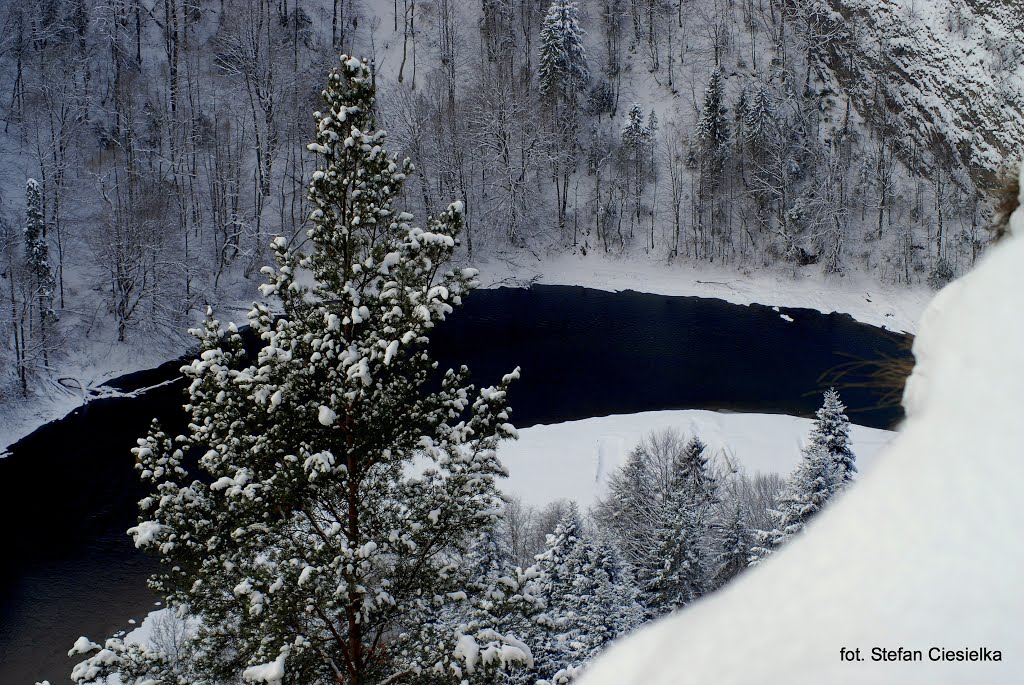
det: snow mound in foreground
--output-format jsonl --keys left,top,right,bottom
{"left": 578, "top": 176, "right": 1024, "bottom": 683}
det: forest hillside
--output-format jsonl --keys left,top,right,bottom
{"left": 0, "top": 0, "right": 1021, "bottom": 404}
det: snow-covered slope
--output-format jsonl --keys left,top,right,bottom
{"left": 499, "top": 410, "right": 894, "bottom": 508}
{"left": 577, "top": 170, "right": 1024, "bottom": 684}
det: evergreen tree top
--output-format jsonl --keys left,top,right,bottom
{"left": 809, "top": 387, "right": 857, "bottom": 479}
{"left": 697, "top": 69, "right": 730, "bottom": 152}
{"left": 622, "top": 105, "right": 654, "bottom": 151}
{"left": 538, "top": 0, "right": 590, "bottom": 100}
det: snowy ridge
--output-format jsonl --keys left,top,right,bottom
{"left": 577, "top": 168, "right": 1024, "bottom": 684}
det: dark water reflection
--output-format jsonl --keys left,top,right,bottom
{"left": 0, "top": 285, "right": 910, "bottom": 683}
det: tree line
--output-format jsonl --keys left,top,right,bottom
{"left": 0, "top": 0, "right": 1011, "bottom": 400}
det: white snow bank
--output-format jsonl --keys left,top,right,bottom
{"left": 479, "top": 251, "right": 932, "bottom": 334}
{"left": 499, "top": 410, "right": 893, "bottom": 508}
{"left": 577, "top": 173, "right": 1024, "bottom": 684}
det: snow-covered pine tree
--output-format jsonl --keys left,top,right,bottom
{"left": 696, "top": 68, "right": 730, "bottom": 178}
{"left": 71, "top": 55, "right": 530, "bottom": 685}
{"left": 733, "top": 86, "right": 749, "bottom": 146}
{"left": 749, "top": 443, "right": 839, "bottom": 562}
{"left": 808, "top": 388, "right": 857, "bottom": 484}
{"left": 568, "top": 534, "right": 643, "bottom": 658}
{"left": 528, "top": 508, "right": 641, "bottom": 684}
{"left": 744, "top": 83, "right": 775, "bottom": 157}
{"left": 646, "top": 109, "right": 659, "bottom": 175}
{"left": 415, "top": 528, "right": 544, "bottom": 684}
{"left": 621, "top": 104, "right": 650, "bottom": 156}
{"left": 591, "top": 444, "right": 658, "bottom": 574}
{"left": 25, "top": 178, "right": 56, "bottom": 324}
{"left": 678, "top": 436, "right": 719, "bottom": 508}
{"left": 589, "top": 538, "right": 644, "bottom": 639}
{"left": 538, "top": 0, "right": 590, "bottom": 102}
{"left": 641, "top": 456, "right": 707, "bottom": 615}
{"left": 530, "top": 504, "right": 588, "bottom": 677}
{"left": 710, "top": 500, "right": 752, "bottom": 590}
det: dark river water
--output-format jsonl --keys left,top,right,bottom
{"left": 0, "top": 285, "right": 911, "bottom": 683}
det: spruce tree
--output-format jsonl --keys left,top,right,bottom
{"left": 530, "top": 508, "right": 640, "bottom": 683}
{"left": 750, "top": 444, "right": 839, "bottom": 561}
{"left": 711, "top": 501, "right": 752, "bottom": 590}
{"left": 744, "top": 83, "right": 775, "bottom": 157}
{"left": 809, "top": 388, "right": 857, "bottom": 484}
{"left": 589, "top": 538, "right": 644, "bottom": 640}
{"left": 564, "top": 533, "right": 642, "bottom": 658}
{"left": 531, "top": 504, "right": 588, "bottom": 677}
{"left": 415, "top": 528, "right": 543, "bottom": 684}
{"left": 733, "top": 86, "right": 749, "bottom": 146}
{"left": 621, "top": 104, "right": 650, "bottom": 155}
{"left": 696, "top": 68, "right": 730, "bottom": 178}
{"left": 25, "top": 178, "right": 56, "bottom": 323}
{"left": 537, "top": 0, "right": 590, "bottom": 101}
{"left": 678, "top": 436, "right": 719, "bottom": 509}
{"left": 71, "top": 56, "right": 529, "bottom": 685}
{"left": 641, "top": 462, "right": 706, "bottom": 615}
{"left": 592, "top": 445, "right": 657, "bottom": 573}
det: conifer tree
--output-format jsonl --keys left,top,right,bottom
{"left": 589, "top": 539, "right": 644, "bottom": 639}
{"left": 678, "top": 436, "right": 719, "bottom": 509}
{"left": 531, "top": 504, "right": 588, "bottom": 676}
{"left": 808, "top": 388, "right": 857, "bottom": 484}
{"left": 638, "top": 444, "right": 712, "bottom": 614}
{"left": 696, "top": 69, "right": 730, "bottom": 178}
{"left": 710, "top": 501, "right": 752, "bottom": 590}
{"left": 25, "top": 178, "right": 56, "bottom": 324}
{"left": 750, "top": 444, "right": 839, "bottom": 562}
{"left": 644, "top": 502, "right": 704, "bottom": 614}
{"left": 744, "top": 83, "right": 776, "bottom": 157}
{"left": 646, "top": 110, "right": 659, "bottom": 149}
{"left": 538, "top": 0, "right": 590, "bottom": 102}
{"left": 733, "top": 86, "right": 749, "bottom": 147}
{"left": 71, "top": 56, "right": 529, "bottom": 685}
{"left": 416, "top": 528, "right": 543, "bottom": 684}
{"left": 592, "top": 445, "right": 658, "bottom": 572}
{"left": 621, "top": 104, "right": 650, "bottom": 155}
{"left": 566, "top": 534, "right": 642, "bottom": 657}
{"left": 530, "top": 508, "right": 640, "bottom": 683}
{"left": 620, "top": 104, "right": 655, "bottom": 235}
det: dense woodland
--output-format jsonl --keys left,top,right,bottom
{"left": 0, "top": 0, "right": 1021, "bottom": 400}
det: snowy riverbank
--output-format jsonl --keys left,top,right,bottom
{"left": 498, "top": 409, "right": 895, "bottom": 508}
{"left": 479, "top": 251, "right": 933, "bottom": 336}
{"left": 1, "top": 253, "right": 925, "bottom": 456}
{"left": 0, "top": 340, "right": 187, "bottom": 459}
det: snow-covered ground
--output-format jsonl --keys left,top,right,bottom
{"left": 0, "top": 296, "right": 255, "bottom": 457}
{"left": 498, "top": 410, "right": 894, "bottom": 509}
{"left": 479, "top": 251, "right": 933, "bottom": 335}
{"left": 577, "top": 169, "right": 1024, "bottom": 685}
{"left": 0, "top": 339, "right": 187, "bottom": 459}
